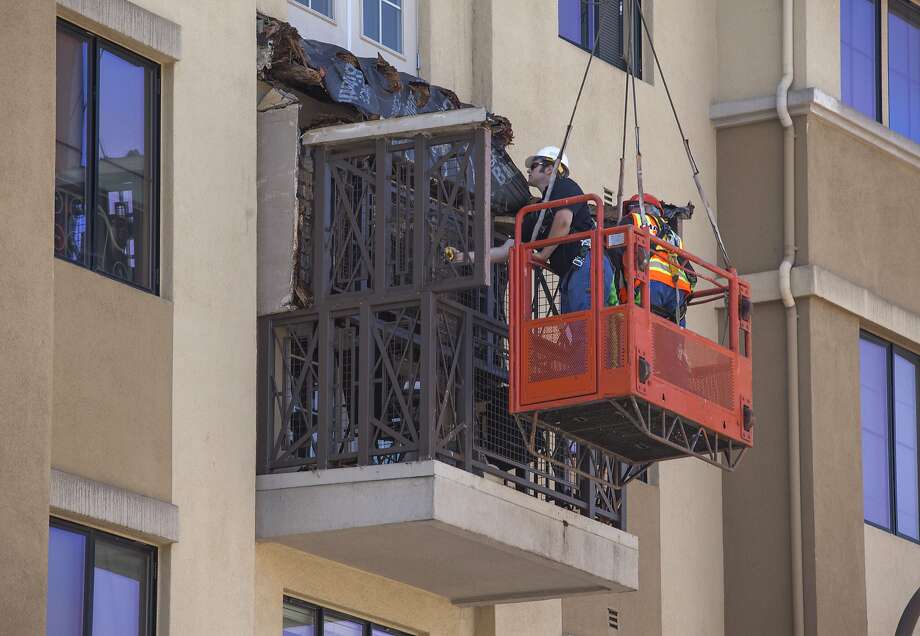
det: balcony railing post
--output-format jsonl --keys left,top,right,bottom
{"left": 462, "top": 309, "right": 474, "bottom": 472}
{"left": 374, "top": 138, "right": 389, "bottom": 293}
{"left": 412, "top": 133, "right": 427, "bottom": 289}
{"left": 257, "top": 318, "right": 274, "bottom": 475}
{"left": 313, "top": 146, "right": 330, "bottom": 301}
{"left": 358, "top": 302, "right": 372, "bottom": 466}
{"left": 316, "top": 309, "right": 331, "bottom": 469}
{"left": 419, "top": 291, "right": 437, "bottom": 460}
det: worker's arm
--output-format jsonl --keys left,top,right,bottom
{"left": 445, "top": 238, "right": 514, "bottom": 264}
{"left": 534, "top": 208, "right": 572, "bottom": 263}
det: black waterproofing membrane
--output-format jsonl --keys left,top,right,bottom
{"left": 258, "top": 17, "right": 532, "bottom": 216}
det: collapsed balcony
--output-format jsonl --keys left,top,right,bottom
{"left": 255, "top": 19, "right": 638, "bottom": 603}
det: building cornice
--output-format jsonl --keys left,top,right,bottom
{"left": 50, "top": 469, "right": 179, "bottom": 544}
{"left": 745, "top": 264, "right": 920, "bottom": 347}
{"left": 711, "top": 87, "right": 920, "bottom": 172}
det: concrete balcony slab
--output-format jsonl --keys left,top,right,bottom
{"left": 256, "top": 461, "right": 638, "bottom": 605}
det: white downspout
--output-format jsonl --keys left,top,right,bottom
{"left": 777, "top": 1, "right": 803, "bottom": 635}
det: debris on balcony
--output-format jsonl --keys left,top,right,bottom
{"left": 256, "top": 14, "right": 531, "bottom": 217}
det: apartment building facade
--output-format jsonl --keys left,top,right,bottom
{"left": 0, "top": 1, "right": 917, "bottom": 635}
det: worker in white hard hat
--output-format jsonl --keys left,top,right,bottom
{"left": 445, "top": 146, "right": 612, "bottom": 313}
{"left": 519, "top": 146, "right": 614, "bottom": 313}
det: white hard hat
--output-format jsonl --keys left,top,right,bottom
{"left": 525, "top": 146, "right": 571, "bottom": 175}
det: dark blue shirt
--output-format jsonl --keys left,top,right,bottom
{"left": 520, "top": 177, "right": 594, "bottom": 277}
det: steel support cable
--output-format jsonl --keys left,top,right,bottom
{"left": 634, "top": 2, "right": 732, "bottom": 267}
{"left": 615, "top": 1, "right": 632, "bottom": 223}
{"left": 529, "top": 5, "right": 605, "bottom": 242}
{"left": 627, "top": 0, "right": 648, "bottom": 228}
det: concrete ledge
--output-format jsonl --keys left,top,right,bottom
{"left": 257, "top": 461, "right": 638, "bottom": 605}
{"left": 745, "top": 265, "right": 920, "bottom": 346}
{"left": 58, "top": 0, "right": 181, "bottom": 60}
{"left": 50, "top": 469, "right": 179, "bottom": 544}
{"left": 711, "top": 87, "right": 920, "bottom": 172}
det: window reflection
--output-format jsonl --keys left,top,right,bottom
{"left": 861, "top": 337, "right": 891, "bottom": 528}
{"left": 54, "top": 20, "right": 159, "bottom": 293}
{"left": 94, "top": 47, "right": 156, "bottom": 287}
{"left": 283, "top": 601, "right": 317, "bottom": 636}
{"left": 55, "top": 27, "right": 90, "bottom": 265}
{"left": 47, "top": 527, "right": 86, "bottom": 636}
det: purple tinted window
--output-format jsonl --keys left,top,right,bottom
{"left": 91, "top": 540, "right": 147, "bottom": 636}
{"left": 894, "top": 354, "right": 919, "bottom": 539}
{"left": 47, "top": 527, "right": 86, "bottom": 636}
{"left": 559, "top": 0, "right": 582, "bottom": 44}
{"left": 841, "top": 0, "right": 879, "bottom": 119}
{"left": 324, "top": 614, "right": 364, "bottom": 636}
{"left": 94, "top": 46, "right": 156, "bottom": 289}
{"left": 283, "top": 600, "right": 317, "bottom": 636}
{"left": 558, "top": 0, "right": 597, "bottom": 49}
{"left": 55, "top": 27, "right": 91, "bottom": 266}
{"left": 889, "top": 6, "right": 920, "bottom": 143}
{"left": 861, "top": 337, "right": 891, "bottom": 528}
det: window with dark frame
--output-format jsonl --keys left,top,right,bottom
{"left": 557, "top": 0, "right": 641, "bottom": 75}
{"left": 840, "top": 0, "right": 881, "bottom": 121}
{"left": 55, "top": 19, "right": 160, "bottom": 294}
{"left": 47, "top": 518, "right": 157, "bottom": 636}
{"left": 888, "top": 0, "right": 920, "bottom": 144}
{"left": 860, "top": 333, "right": 920, "bottom": 542}
{"left": 283, "top": 596, "right": 412, "bottom": 636}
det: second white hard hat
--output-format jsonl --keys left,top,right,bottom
{"left": 525, "top": 146, "right": 571, "bottom": 174}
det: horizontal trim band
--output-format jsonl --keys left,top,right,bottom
{"left": 50, "top": 469, "right": 179, "bottom": 544}
{"left": 711, "top": 87, "right": 920, "bottom": 172}
{"left": 58, "top": 0, "right": 181, "bottom": 60}
{"left": 745, "top": 265, "right": 920, "bottom": 346}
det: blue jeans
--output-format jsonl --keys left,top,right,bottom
{"left": 560, "top": 252, "right": 615, "bottom": 314}
{"left": 650, "top": 281, "right": 689, "bottom": 327}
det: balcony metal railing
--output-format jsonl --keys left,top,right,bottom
{"left": 257, "top": 125, "right": 641, "bottom": 526}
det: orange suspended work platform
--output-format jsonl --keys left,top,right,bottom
{"left": 509, "top": 194, "right": 754, "bottom": 471}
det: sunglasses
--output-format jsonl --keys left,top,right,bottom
{"left": 528, "top": 161, "right": 550, "bottom": 171}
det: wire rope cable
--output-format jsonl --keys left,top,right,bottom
{"left": 633, "top": 1, "right": 732, "bottom": 267}
{"left": 529, "top": 6, "right": 606, "bottom": 242}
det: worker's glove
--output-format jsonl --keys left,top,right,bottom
{"left": 443, "top": 246, "right": 460, "bottom": 263}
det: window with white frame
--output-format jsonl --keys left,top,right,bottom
{"left": 293, "top": 0, "right": 334, "bottom": 20}
{"left": 363, "top": 0, "right": 402, "bottom": 53}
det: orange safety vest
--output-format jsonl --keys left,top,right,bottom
{"left": 626, "top": 212, "right": 693, "bottom": 293}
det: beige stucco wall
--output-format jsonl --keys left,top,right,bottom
{"left": 419, "top": 0, "right": 474, "bottom": 102}
{"left": 722, "top": 302, "right": 795, "bottom": 636}
{"left": 794, "top": 0, "right": 841, "bottom": 99}
{"left": 160, "top": 3, "right": 259, "bottom": 636}
{"left": 88, "top": 1, "right": 261, "bottom": 634}
{"left": 485, "top": 0, "right": 720, "bottom": 262}
{"left": 716, "top": 0, "right": 782, "bottom": 103}
{"left": 256, "top": 543, "right": 477, "bottom": 636}
{"left": 658, "top": 460, "right": 725, "bottom": 636}
{"left": 798, "top": 298, "right": 868, "bottom": 635}
{"left": 0, "top": 1, "right": 55, "bottom": 633}
{"left": 52, "top": 262, "right": 173, "bottom": 501}
{"left": 715, "top": 120, "right": 785, "bottom": 276}
{"left": 864, "top": 525, "right": 920, "bottom": 636}
{"left": 805, "top": 116, "right": 920, "bottom": 316}
{"left": 563, "top": 480, "right": 662, "bottom": 636}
